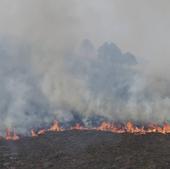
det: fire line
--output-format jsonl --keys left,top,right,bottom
{"left": 2, "top": 121, "right": 170, "bottom": 141}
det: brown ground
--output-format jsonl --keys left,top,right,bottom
{"left": 0, "top": 130, "right": 170, "bottom": 169}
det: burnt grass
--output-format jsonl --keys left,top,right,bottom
{"left": 0, "top": 130, "right": 170, "bottom": 169}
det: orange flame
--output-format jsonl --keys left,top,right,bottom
{"left": 2, "top": 120, "right": 170, "bottom": 141}
{"left": 71, "top": 123, "right": 86, "bottom": 130}
{"left": 31, "top": 129, "right": 37, "bottom": 137}
{"left": 48, "top": 120, "right": 62, "bottom": 132}
{"left": 38, "top": 129, "right": 46, "bottom": 135}
{"left": 97, "top": 121, "right": 170, "bottom": 134}
{"left": 5, "top": 128, "right": 20, "bottom": 141}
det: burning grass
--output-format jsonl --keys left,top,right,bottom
{"left": 2, "top": 120, "right": 170, "bottom": 141}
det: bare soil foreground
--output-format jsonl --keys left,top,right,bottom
{"left": 0, "top": 130, "right": 170, "bottom": 169}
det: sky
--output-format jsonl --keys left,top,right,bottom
{"left": 76, "top": 1, "right": 170, "bottom": 73}
{"left": 0, "top": 1, "right": 169, "bottom": 63}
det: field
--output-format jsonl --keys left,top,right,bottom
{"left": 0, "top": 130, "right": 170, "bottom": 169}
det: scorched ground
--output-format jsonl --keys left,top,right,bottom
{"left": 0, "top": 130, "right": 170, "bottom": 169}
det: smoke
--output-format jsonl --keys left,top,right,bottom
{"left": 0, "top": 1, "right": 170, "bottom": 132}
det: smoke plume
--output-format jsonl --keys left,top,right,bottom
{"left": 0, "top": 1, "right": 170, "bottom": 132}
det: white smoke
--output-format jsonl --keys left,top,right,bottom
{"left": 0, "top": 1, "right": 170, "bottom": 132}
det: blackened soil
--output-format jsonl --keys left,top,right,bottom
{"left": 0, "top": 130, "right": 170, "bottom": 169}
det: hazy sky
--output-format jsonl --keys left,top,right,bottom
{"left": 0, "top": 0, "right": 169, "bottom": 63}
{"left": 76, "top": 1, "right": 170, "bottom": 73}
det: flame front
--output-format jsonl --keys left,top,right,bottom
{"left": 2, "top": 121, "right": 170, "bottom": 141}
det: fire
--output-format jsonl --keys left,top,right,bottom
{"left": 5, "top": 128, "right": 20, "bottom": 141}
{"left": 71, "top": 123, "right": 87, "bottom": 130}
{"left": 96, "top": 121, "right": 170, "bottom": 134}
{"left": 31, "top": 121, "right": 63, "bottom": 137}
{"left": 31, "top": 129, "right": 38, "bottom": 137}
{"left": 37, "top": 129, "right": 46, "bottom": 135}
{"left": 13, "top": 129, "right": 20, "bottom": 140}
{"left": 97, "top": 121, "right": 122, "bottom": 133}
{"left": 48, "top": 120, "right": 63, "bottom": 132}
{"left": 125, "top": 122, "right": 145, "bottom": 134}
{"left": 163, "top": 123, "right": 170, "bottom": 133}
{"left": 2, "top": 120, "right": 170, "bottom": 141}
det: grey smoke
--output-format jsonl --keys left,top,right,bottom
{"left": 0, "top": 1, "right": 170, "bottom": 133}
{"left": 0, "top": 37, "right": 170, "bottom": 133}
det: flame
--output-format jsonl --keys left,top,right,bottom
{"left": 48, "top": 120, "right": 62, "bottom": 132}
{"left": 31, "top": 129, "right": 38, "bottom": 137}
{"left": 163, "top": 123, "right": 170, "bottom": 133}
{"left": 5, "top": 128, "right": 12, "bottom": 140}
{"left": 13, "top": 129, "right": 20, "bottom": 140}
{"left": 38, "top": 129, "right": 46, "bottom": 135}
{"left": 71, "top": 123, "right": 87, "bottom": 130}
{"left": 97, "top": 121, "right": 121, "bottom": 133}
{"left": 5, "top": 128, "right": 20, "bottom": 141}
{"left": 97, "top": 121, "right": 170, "bottom": 134}
{"left": 2, "top": 120, "right": 170, "bottom": 141}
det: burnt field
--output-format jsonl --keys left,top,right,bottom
{"left": 0, "top": 130, "right": 170, "bottom": 169}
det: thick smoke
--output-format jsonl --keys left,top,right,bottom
{"left": 0, "top": 1, "right": 170, "bottom": 132}
{"left": 1, "top": 38, "right": 170, "bottom": 132}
